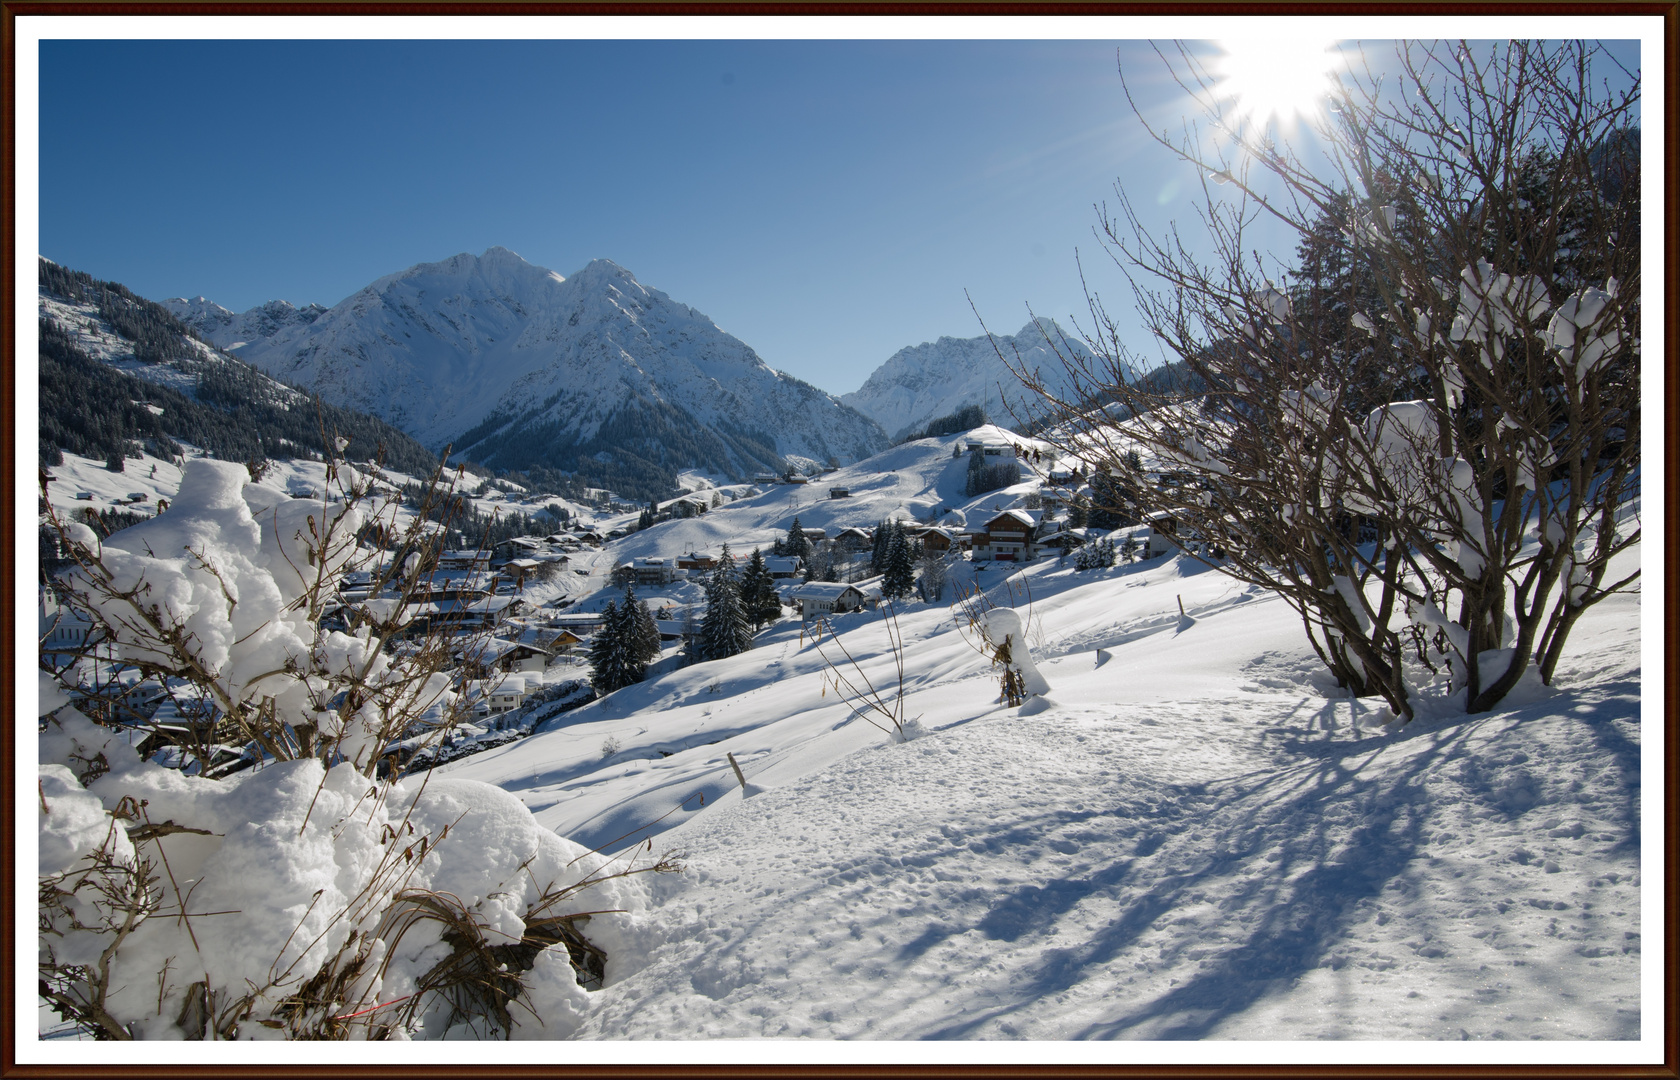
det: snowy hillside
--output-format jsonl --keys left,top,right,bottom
{"left": 421, "top": 423, "right": 1651, "bottom": 1052}
{"left": 33, "top": 414, "right": 1652, "bottom": 1056}
{"left": 441, "top": 527, "right": 1647, "bottom": 1049}
{"left": 173, "top": 248, "right": 888, "bottom": 486}
{"left": 842, "top": 319, "right": 1102, "bottom": 441}
{"left": 602, "top": 425, "right": 1037, "bottom": 563}
{"left": 42, "top": 273, "right": 269, "bottom": 401}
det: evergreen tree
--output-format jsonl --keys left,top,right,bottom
{"left": 699, "top": 545, "right": 753, "bottom": 660}
{"left": 869, "top": 520, "right": 891, "bottom": 575}
{"left": 965, "top": 449, "right": 1020, "bottom": 497}
{"left": 1088, "top": 471, "right": 1132, "bottom": 530}
{"left": 1076, "top": 538, "right": 1117, "bottom": 570}
{"left": 618, "top": 583, "right": 660, "bottom": 668}
{"left": 632, "top": 598, "right": 662, "bottom": 663}
{"left": 619, "top": 598, "right": 650, "bottom": 684}
{"left": 589, "top": 600, "right": 633, "bottom": 694}
{"left": 1068, "top": 494, "right": 1090, "bottom": 529}
{"left": 882, "top": 526, "right": 916, "bottom": 601}
{"left": 740, "top": 548, "right": 782, "bottom": 630}
{"left": 965, "top": 449, "right": 985, "bottom": 496}
{"left": 784, "top": 517, "right": 812, "bottom": 562}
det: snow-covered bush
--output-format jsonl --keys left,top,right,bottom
{"left": 1013, "top": 40, "right": 1639, "bottom": 721}
{"left": 38, "top": 454, "right": 674, "bottom": 1039}
{"left": 44, "top": 457, "right": 467, "bottom": 773}
{"left": 953, "top": 584, "right": 1050, "bottom": 708}
{"left": 39, "top": 701, "right": 668, "bottom": 1039}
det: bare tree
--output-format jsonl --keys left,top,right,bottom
{"left": 1010, "top": 40, "right": 1639, "bottom": 720}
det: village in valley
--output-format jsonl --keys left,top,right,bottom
{"left": 43, "top": 418, "right": 1198, "bottom": 778}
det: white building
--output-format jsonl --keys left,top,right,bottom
{"left": 790, "top": 582, "right": 876, "bottom": 618}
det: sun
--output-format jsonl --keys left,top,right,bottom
{"left": 1212, "top": 37, "right": 1344, "bottom": 129}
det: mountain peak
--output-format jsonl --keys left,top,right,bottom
{"left": 167, "top": 250, "right": 887, "bottom": 492}
{"left": 841, "top": 319, "right": 1097, "bottom": 441}
{"left": 571, "top": 258, "right": 636, "bottom": 282}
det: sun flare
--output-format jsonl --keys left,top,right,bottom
{"left": 1213, "top": 37, "right": 1344, "bottom": 129}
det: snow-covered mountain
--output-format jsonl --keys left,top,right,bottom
{"left": 170, "top": 249, "right": 888, "bottom": 490}
{"left": 842, "top": 319, "right": 1104, "bottom": 441}
{"left": 37, "top": 257, "right": 438, "bottom": 477}
{"left": 163, "top": 296, "right": 328, "bottom": 351}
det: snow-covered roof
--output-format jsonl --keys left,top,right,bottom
{"left": 358, "top": 598, "right": 438, "bottom": 622}
{"left": 456, "top": 596, "right": 517, "bottom": 614}
{"left": 984, "top": 509, "right": 1040, "bottom": 529}
{"left": 461, "top": 637, "right": 552, "bottom": 661}
{"left": 464, "top": 674, "right": 527, "bottom": 697}
{"left": 790, "top": 582, "right": 863, "bottom": 601}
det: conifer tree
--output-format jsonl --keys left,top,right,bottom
{"left": 589, "top": 599, "right": 634, "bottom": 694}
{"left": 700, "top": 544, "right": 753, "bottom": 660}
{"left": 741, "top": 548, "right": 782, "bottom": 630}
{"left": 785, "top": 517, "right": 812, "bottom": 562}
{"left": 869, "top": 520, "right": 891, "bottom": 574}
{"left": 617, "top": 582, "right": 660, "bottom": 665}
{"left": 882, "top": 526, "right": 916, "bottom": 601}
{"left": 633, "top": 598, "right": 663, "bottom": 663}
{"left": 964, "top": 448, "right": 984, "bottom": 496}
{"left": 618, "top": 597, "right": 650, "bottom": 684}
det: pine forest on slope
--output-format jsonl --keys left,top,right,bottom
{"left": 36, "top": 259, "right": 439, "bottom": 477}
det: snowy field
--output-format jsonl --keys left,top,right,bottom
{"left": 434, "top": 539, "right": 1649, "bottom": 1054}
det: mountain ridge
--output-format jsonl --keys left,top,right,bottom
{"left": 37, "top": 257, "right": 440, "bottom": 477}
{"left": 170, "top": 248, "right": 889, "bottom": 498}
{"left": 841, "top": 319, "right": 1100, "bottom": 440}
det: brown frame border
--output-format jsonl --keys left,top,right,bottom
{"left": 2, "top": 5, "right": 1674, "bottom": 1076}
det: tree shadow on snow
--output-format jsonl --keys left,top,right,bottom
{"left": 918, "top": 740, "right": 1443, "bottom": 1040}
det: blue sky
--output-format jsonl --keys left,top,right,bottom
{"left": 35, "top": 37, "right": 1232, "bottom": 395}
{"left": 35, "top": 30, "right": 1645, "bottom": 398}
